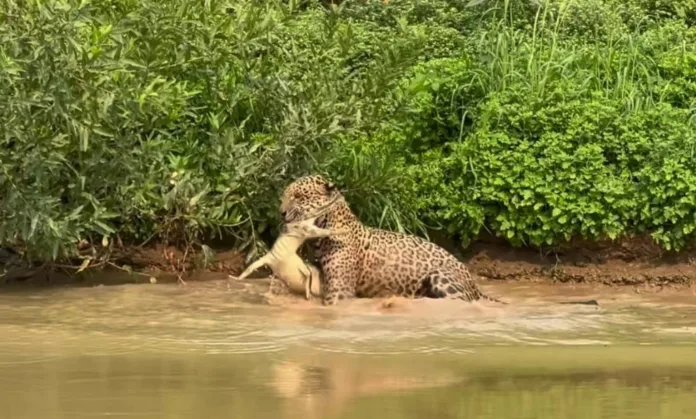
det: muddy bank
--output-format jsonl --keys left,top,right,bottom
{"left": 457, "top": 234, "right": 696, "bottom": 288}
{"left": 2, "top": 234, "right": 696, "bottom": 289}
{"left": 0, "top": 243, "right": 245, "bottom": 287}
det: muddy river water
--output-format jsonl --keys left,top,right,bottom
{"left": 0, "top": 277, "right": 695, "bottom": 418}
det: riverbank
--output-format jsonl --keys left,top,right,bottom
{"left": 460, "top": 235, "right": 696, "bottom": 289}
{"left": 3, "top": 234, "right": 695, "bottom": 291}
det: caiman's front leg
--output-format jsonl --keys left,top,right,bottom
{"left": 297, "top": 261, "right": 314, "bottom": 301}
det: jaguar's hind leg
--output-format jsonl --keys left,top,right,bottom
{"left": 416, "top": 270, "right": 486, "bottom": 302}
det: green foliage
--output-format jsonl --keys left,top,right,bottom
{"left": 0, "top": 0, "right": 423, "bottom": 261}
{"left": 2, "top": 0, "right": 696, "bottom": 264}
{"left": 635, "top": 0, "right": 696, "bottom": 25}
{"left": 400, "top": 1, "right": 696, "bottom": 250}
{"left": 463, "top": 95, "right": 694, "bottom": 248}
{"left": 323, "top": 132, "right": 426, "bottom": 235}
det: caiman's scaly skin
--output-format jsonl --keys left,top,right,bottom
{"left": 231, "top": 196, "right": 348, "bottom": 300}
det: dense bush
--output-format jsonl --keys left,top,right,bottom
{"left": 0, "top": 0, "right": 424, "bottom": 261}
{"left": 1, "top": 0, "right": 696, "bottom": 265}
{"left": 399, "top": 1, "right": 696, "bottom": 249}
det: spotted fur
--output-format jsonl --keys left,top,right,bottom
{"left": 279, "top": 175, "right": 503, "bottom": 305}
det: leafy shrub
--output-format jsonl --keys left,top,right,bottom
{"left": 3, "top": 0, "right": 696, "bottom": 266}
{"left": 0, "top": 0, "right": 422, "bottom": 261}
{"left": 402, "top": 57, "right": 480, "bottom": 152}
{"left": 634, "top": 0, "right": 696, "bottom": 25}
{"left": 400, "top": 10, "right": 696, "bottom": 250}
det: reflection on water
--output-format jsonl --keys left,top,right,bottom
{"left": 0, "top": 279, "right": 694, "bottom": 418}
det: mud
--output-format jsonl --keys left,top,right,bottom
{"left": 3, "top": 234, "right": 696, "bottom": 290}
{"left": 0, "top": 243, "right": 246, "bottom": 287}
{"left": 459, "top": 234, "right": 696, "bottom": 289}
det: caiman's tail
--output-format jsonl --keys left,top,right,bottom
{"left": 558, "top": 299, "right": 599, "bottom": 306}
{"left": 481, "top": 294, "right": 508, "bottom": 305}
{"left": 477, "top": 296, "right": 599, "bottom": 306}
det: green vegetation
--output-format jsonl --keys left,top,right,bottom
{"left": 1, "top": 0, "right": 695, "bottom": 266}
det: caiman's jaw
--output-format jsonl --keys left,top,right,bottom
{"left": 279, "top": 197, "right": 296, "bottom": 223}
{"left": 280, "top": 185, "right": 343, "bottom": 224}
{"left": 281, "top": 205, "right": 302, "bottom": 224}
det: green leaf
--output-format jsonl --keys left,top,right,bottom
{"left": 466, "top": 0, "right": 489, "bottom": 8}
{"left": 189, "top": 189, "right": 208, "bottom": 208}
{"left": 94, "top": 220, "right": 115, "bottom": 235}
{"left": 29, "top": 215, "right": 39, "bottom": 239}
{"left": 79, "top": 125, "right": 89, "bottom": 152}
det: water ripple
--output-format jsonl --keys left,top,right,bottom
{"left": 0, "top": 281, "right": 694, "bottom": 357}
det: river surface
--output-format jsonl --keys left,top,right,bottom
{"left": 0, "top": 277, "right": 695, "bottom": 419}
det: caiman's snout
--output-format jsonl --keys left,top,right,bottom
{"left": 280, "top": 201, "right": 294, "bottom": 223}
{"left": 279, "top": 198, "right": 289, "bottom": 222}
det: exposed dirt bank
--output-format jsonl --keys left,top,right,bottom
{"left": 0, "top": 243, "right": 246, "bottom": 287}
{"left": 2, "top": 234, "right": 695, "bottom": 290}
{"left": 457, "top": 234, "right": 696, "bottom": 289}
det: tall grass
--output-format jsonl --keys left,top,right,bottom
{"left": 471, "top": 0, "right": 668, "bottom": 112}
{"left": 399, "top": 0, "right": 696, "bottom": 249}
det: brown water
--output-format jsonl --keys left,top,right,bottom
{"left": 0, "top": 278, "right": 695, "bottom": 419}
